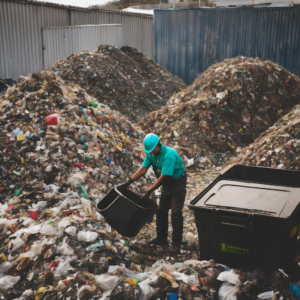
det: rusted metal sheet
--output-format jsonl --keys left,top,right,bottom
{"left": 154, "top": 7, "right": 300, "bottom": 84}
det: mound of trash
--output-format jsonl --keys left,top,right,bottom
{"left": 0, "top": 78, "right": 17, "bottom": 95}
{"left": 234, "top": 103, "right": 300, "bottom": 169}
{"left": 50, "top": 45, "right": 187, "bottom": 122}
{"left": 1, "top": 61, "right": 299, "bottom": 299}
{"left": 138, "top": 57, "right": 300, "bottom": 166}
{"left": 0, "top": 70, "right": 153, "bottom": 200}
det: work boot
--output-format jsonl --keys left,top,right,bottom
{"left": 148, "top": 238, "right": 168, "bottom": 247}
{"left": 169, "top": 242, "right": 181, "bottom": 254}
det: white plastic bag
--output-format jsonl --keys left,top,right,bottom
{"left": 0, "top": 218, "right": 18, "bottom": 225}
{"left": 95, "top": 274, "right": 119, "bottom": 291}
{"left": 81, "top": 197, "right": 92, "bottom": 213}
{"left": 10, "top": 237, "right": 24, "bottom": 252}
{"left": 77, "top": 231, "right": 98, "bottom": 242}
{"left": 77, "top": 285, "right": 97, "bottom": 299}
{"left": 218, "top": 282, "right": 238, "bottom": 300}
{"left": 29, "top": 201, "right": 47, "bottom": 210}
{"left": 257, "top": 291, "right": 274, "bottom": 299}
{"left": 217, "top": 270, "right": 241, "bottom": 286}
{"left": 0, "top": 262, "right": 12, "bottom": 278}
{"left": 40, "top": 224, "right": 63, "bottom": 236}
{"left": 65, "top": 226, "right": 77, "bottom": 236}
{"left": 138, "top": 277, "right": 158, "bottom": 300}
{"left": 67, "top": 172, "right": 85, "bottom": 186}
{"left": 58, "top": 237, "right": 74, "bottom": 255}
{"left": 0, "top": 275, "right": 20, "bottom": 290}
{"left": 0, "top": 203, "right": 8, "bottom": 217}
{"left": 58, "top": 217, "right": 71, "bottom": 229}
{"left": 54, "top": 256, "right": 74, "bottom": 277}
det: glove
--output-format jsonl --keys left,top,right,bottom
{"left": 138, "top": 190, "right": 152, "bottom": 201}
{"left": 117, "top": 178, "right": 133, "bottom": 191}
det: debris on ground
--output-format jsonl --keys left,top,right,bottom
{"left": 1, "top": 56, "right": 300, "bottom": 299}
{"left": 50, "top": 45, "right": 187, "bottom": 122}
{"left": 0, "top": 78, "right": 17, "bottom": 95}
{"left": 233, "top": 103, "right": 300, "bottom": 170}
{"left": 138, "top": 57, "right": 300, "bottom": 166}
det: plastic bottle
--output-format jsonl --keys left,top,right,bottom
{"left": 89, "top": 101, "right": 98, "bottom": 108}
{"left": 78, "top": 185, "right": 90, "bottom": 200}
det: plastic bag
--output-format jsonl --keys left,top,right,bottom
{"left": 77, "top": 231, "right": 98, "bottom": 242}
{"left": 10, "top": 237, "right": 24, "bottom": 252}
{"left": 77, "top": 285, "right": 98, "bottom": 299}
{"left": 0, "top": 218, "right": 18, "bottom": 225}
{"left": 29, "top": 201, "right": 47, "bottom": 210}
{"left": 0, "top": 262, "right": 12, "bottom": 278}
{"left": 40, "top": 224, "right": 63, "bottom": 236}
{"left": 54, "top": 256, "right": 74, "bottom": 277}
{"left": 257, "top": 291, "right": 274, "bottom": 299}
{"left": 67, "top": 172, "right": 85, "bottom": 186}
{"left": 0, "top": 275, "right": 20, "bottom": 290}
{"left": 58, "top": 217, "right": 71, "bottom": 229}
{"left": 81, "top": 197, "right": 92, "bottom": 213}
{"left": 65, "top": 226, "right": 77, "bottom": 236}
{"left": 58, "top": 237, "right": 74, "bottom": 255}
{"left": 217, "top": 270, "right": 241, "bottom": 286}
{"left": 218, "top": 282, "right": 238, "bottom": 300}
{"left": 95, "top": 274, "right": 119, "bottom": 291}
{"left": 138, "top": 277, "right": 158, "bottom": 300}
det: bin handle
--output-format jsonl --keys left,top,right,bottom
{"left": 213, "top": 209, "right": 254, "bottom": 229}
{"left": 114, "top": 185, "right": 158, "bottom": 212}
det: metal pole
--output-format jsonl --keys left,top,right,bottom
{"left": 173, "top": 0, "right": 175, "bottom": 9}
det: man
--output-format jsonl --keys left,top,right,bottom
{"left": 118, "top": 133, "right": 187, "bottom": 253}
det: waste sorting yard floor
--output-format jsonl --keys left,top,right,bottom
{"left": 0, "top": 49, "right": 299, "bottom": 299}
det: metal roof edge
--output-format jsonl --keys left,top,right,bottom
{"left": 153, "top": 5, "right": 300, "bottom": 10}
{"left": 0, "top": 0, "right": 153, "bottom": 18}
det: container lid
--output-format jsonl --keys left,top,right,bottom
{"left": 194, "top": 180, "right": 300, "bottom": 218}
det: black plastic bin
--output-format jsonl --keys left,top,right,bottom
{"left": 97, "top": 185, "right": 158, "bottom": 237}
{"left": 189, "top": 165, "right": 300, "bottom": 272}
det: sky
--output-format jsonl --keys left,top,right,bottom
{"left": 38, "top": 0, "right": 111, "bottom": 8}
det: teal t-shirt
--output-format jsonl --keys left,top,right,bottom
{"left": 142, "top": 144, "right": 185, "bottom": 179}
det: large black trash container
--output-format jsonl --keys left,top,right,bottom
{"left": 97, "top": 185, "right": 158, "bottom": 237}
{"left": 189, "top": 165, "right": 300, "bottom": 271}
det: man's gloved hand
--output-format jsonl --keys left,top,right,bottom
{"left": 138, "top": 190, "right": 152, "bottom": 201}
{"left": 117, "top": 178, "right": 133, "bottom": 191}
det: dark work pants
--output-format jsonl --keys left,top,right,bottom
{"left": 156, "top": 177, "right": 186, "bottom": 245}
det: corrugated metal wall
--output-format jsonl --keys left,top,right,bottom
{"left": 154, "top": 7, "right": 300, "bottom": 84}
{"left": 0, "top": 0, "right": 153, "bottom": 79}
{"left": 42, "top": 24, "right": 122, "bottom": 69}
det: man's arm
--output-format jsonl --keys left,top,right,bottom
{"left": 131, "top": 166, "right": 148, "bottom": 181}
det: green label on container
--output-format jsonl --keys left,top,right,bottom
{"left": 221, "top": 243, "right": 250, "bottom": 255}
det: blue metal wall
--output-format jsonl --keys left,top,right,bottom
{"left": 154, "top": 7, "right": 300, "bottom": 84}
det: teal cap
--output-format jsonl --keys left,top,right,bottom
{"left": 143, "top": 133, "right": 159, "bottom": 153}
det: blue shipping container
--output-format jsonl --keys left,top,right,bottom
{"left": 154, "top": 7, "right": 300, "bottom": 84}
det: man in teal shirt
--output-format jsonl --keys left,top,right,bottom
{"left": 119, "top": 133, "right": 187, "bottom": 253}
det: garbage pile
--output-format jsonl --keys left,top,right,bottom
{"left": 0, "top": 78, "right": 17, "bottom": 95}
{"left": 233, "top": 103, "right": 300, "bottom": 169}
{"left": 50, "top": 45, "right": 187, "bottom": 121}
{"left": 138, "top": 57, "right": 300, "bottom": 166}
{"left": 0, "top": 70, "right": 159, "bottom": 198}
